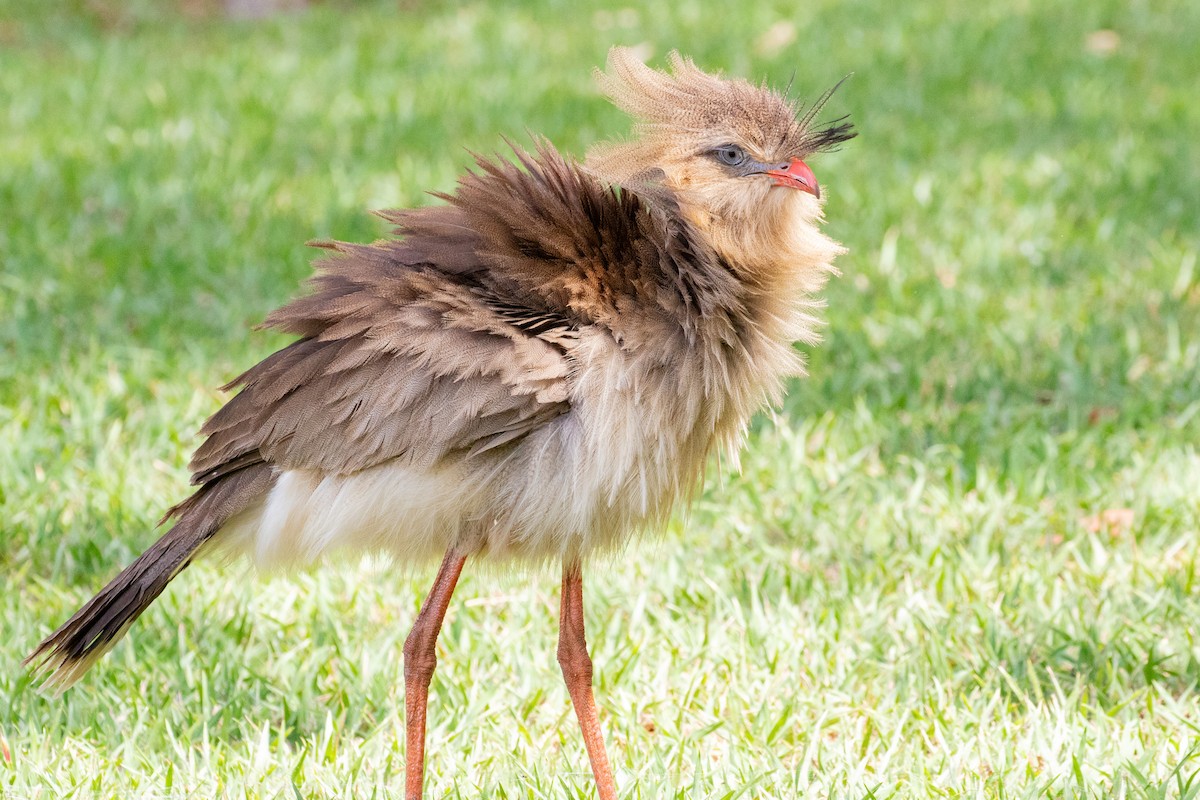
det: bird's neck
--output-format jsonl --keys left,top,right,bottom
{"left": 685, "top": 194, "right": 843, "bottom": 351}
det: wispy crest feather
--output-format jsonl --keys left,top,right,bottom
{"left": 588, "top": 47, "right": 855, "bottom": 181}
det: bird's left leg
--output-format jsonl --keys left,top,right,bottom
{"left": 558, "top": 562, "right": 618, "bottom": 800}
{"left": 403, "top": 548, "right": 468, "bottom": 800}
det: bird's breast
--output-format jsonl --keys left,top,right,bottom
{"left": 481, "top": 325, "right": 775, "bottom": 561}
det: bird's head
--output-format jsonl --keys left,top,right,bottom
{"left": 586, "top": 47, "right": 855, "bottom": 284}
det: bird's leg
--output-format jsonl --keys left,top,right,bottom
{"left": 558, "top": 562, "right": 618, "bottom": 800}
{"left": 403, "top": 548, "right": 467, "bottom": 800}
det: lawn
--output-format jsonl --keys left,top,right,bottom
{"left": 3, "top": 0, "right": 1199, "bottom": 797}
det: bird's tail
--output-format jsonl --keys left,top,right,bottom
{"left": 24, "top": 464, "right": 273, "bottom": 693}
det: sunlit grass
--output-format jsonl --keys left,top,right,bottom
{"left": 3, "top": 0, "right": 1199, "bottom": 797}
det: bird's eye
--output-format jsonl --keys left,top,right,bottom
{"left": 713, "top": 145, "right": 747, "bottom": 167}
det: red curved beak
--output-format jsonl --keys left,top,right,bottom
{"left": 765, "top": 158, "right": 820, "bottom": 198}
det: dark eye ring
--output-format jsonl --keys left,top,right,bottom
{"left": 713, "top": 145, "right": 747, "bottom": 167}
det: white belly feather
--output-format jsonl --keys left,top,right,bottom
{"left": 214, "top": 327, "right": 763, "bottom": 570}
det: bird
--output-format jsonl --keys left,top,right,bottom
{"left": 26, "top": 47, "right": 855, "bottom": 798}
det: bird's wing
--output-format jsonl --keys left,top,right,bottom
{"left": 187, "top": 141, "right": 712, "bottom": 485}
{"left": 188, "top": 261, "right": 573, "bottom": 482}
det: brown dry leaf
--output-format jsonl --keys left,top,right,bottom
{"left": 1087, "top": 406, "right": 1118, "bottom": 425}
{"left": 1085, "top": 30, "right": 1121, "bottom": 55}
{"left": 756, "top": 21, "right": 798, "bottom": 58}
{"left": 1080, "top": 508, "right": 1135, "bottom": 537}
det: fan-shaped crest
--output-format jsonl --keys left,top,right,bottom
{"left": 593, "top": 47, "right": 854, "bottom": 160}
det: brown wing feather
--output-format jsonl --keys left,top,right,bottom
{"left": 190, "top": 266, "right": 571, "bottom": 480}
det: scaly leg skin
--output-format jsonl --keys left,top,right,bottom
{"left": 559, "top": 563, "right": 619, "bottom": 800}
{"left": 403, "top": 549, "right": 467, "bottom": 800}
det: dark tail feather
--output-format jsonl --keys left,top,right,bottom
{"left": 25, "top": 464, "right": 273, "bottom": 693}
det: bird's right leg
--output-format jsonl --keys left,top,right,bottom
{"left": 403, "top": 548, "right": 467, "bottom": 800}
{"left": 558, "top": 562, "right": 618, "bottom": 800}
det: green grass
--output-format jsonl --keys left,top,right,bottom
{"left": 3, "top": 0, "right": 1199, "bottom": 796}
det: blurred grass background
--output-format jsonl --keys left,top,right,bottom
{"left": 2, "top": 0, "right": 1199, "bottom": 797}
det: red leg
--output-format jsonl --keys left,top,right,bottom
{"left": 403, "top": 549, "right": 467, "bottom": 800}
{"left": 558, "top": 563, "right": 618, "bottom": 800}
